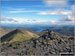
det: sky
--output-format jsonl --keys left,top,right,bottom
{"left": 0, "top": 0, "right": 75, "bottom": 26}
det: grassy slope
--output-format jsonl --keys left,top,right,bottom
{"left": 1, "top": 29, "right": 38, "bottom": 43}
{"left": 9, "top": 30, "right": 38, "bottom": 43}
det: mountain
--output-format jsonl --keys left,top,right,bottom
{"left": 51, "top": 27, "right": 74, "bottom": 36}
{"left": 0, "top": 26, "right": 74, "bottom": 36}
{"left": 0, "top": 30, "right": 74, "bottom": 55}
{"left": 0, "top": 29, "right": 38, "bottom": 43}
{"left": 41, "top": 27, "right": 74, "bottom": 36}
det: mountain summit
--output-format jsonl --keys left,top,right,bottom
{"left": 0, "top": 30, "right": 74, "bottom": 55}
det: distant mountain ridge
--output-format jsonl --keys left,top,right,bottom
{"left": 0, "top": 26, "right": 74, "bottom": 36}
{"left": 41, "top": 27, "right": 74, "bottom": 36}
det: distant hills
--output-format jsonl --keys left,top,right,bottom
{"left": 52, "top": 27, "right": 74, "bottom": 36}
{"left": 38, "top": 27, "right": 74, "bottom": 36}
{"left": 0, "top": 26, "right": 74, "bottom": 43}
{"left": 0, "top": 25, "right": 74, "bottom": 36}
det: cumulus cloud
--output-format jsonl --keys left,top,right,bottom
{"left": 0, "top": 16, "right": 48, "bottom": 24}
{"left": 72, "top": 5, "right": 75, "bottom": 20}
{"left": 67, "top": 15, "right": 75, "bottom": 21}
{"left": 1, "top": 0, "right": 74, "bottom": 25}
{"left": 39, "top": 5, "right": 75, "bottom": 22}
{"left": 60, "top": 5, "right": 75, "bottom": 21}
{"left": 1, "top": 17, "right": 28, "bottom": 24}
{"left": 67, "top": 5, "right": 75, "bottom": 21}
{"left": 1, "top": 16, "right": 74, "bottom": 25}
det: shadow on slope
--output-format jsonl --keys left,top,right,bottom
{"left": 0, "top": 29, "right": 38, "bottom": 43}
{"left": 1, "top": 29, "right": 21, "bottom": 42}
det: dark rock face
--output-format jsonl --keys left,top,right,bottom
{"left": 0, "top": 31, "right": 75, "bottom": 55}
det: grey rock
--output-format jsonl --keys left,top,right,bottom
{"left": 0, "top": 31, "right": 74, "bottom": 55}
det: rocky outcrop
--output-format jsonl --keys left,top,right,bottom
{"left": 0, "top": 31, "right": 74, "bottom": 55}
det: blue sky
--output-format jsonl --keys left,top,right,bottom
{"left": 1, "top": 0, "right": 75, "bottom": 25}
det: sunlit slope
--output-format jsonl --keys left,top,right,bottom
{"left": 1, "top": 29, "right": 38, "bottom": 43}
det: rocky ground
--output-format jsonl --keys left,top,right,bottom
{"left": 0, "top": 31, "right": 75, "bottom": 56}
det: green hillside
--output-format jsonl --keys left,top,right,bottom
{"left": 9, "top": 29, "right": 38, "bottom": 43}
{"left": 1, "top": 29, "right": 38, "bottom": 43}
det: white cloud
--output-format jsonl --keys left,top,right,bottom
{"left": 8, "top": 10, "right": 36, "bottom": 13}
{"left": 39, "top": 10, "right": 72, "bottom": 15}
{"left": 57, "top": 21, "right": 74, "bottom": 25}
{"left": 10, "top": 8, "right": 26, "bottom": 11}
{"left": 1, "top": 16, "right": 74, "bottom": 25}
{"left": 72, "top": 5, "right": 75, "bottom": 20}
{"left": 61, "top": 5, "right": 75, "bottom": 21}
{"left": 67, "top": 15, "right": 75, "bottom": 21}
{"left": 1, "top": 17, "right": 28, "bottom": 24}
{"left": 36, "top": 20, "right": 75, "bottom": 25}
{"left": 44, "top": 0, "right": 68, "bottom": 7}
{"left": 7, "top": 9, "right": 43, "bottom": 13}
{"left": 0, "top": 16, "right": 48, "bottom": 24}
